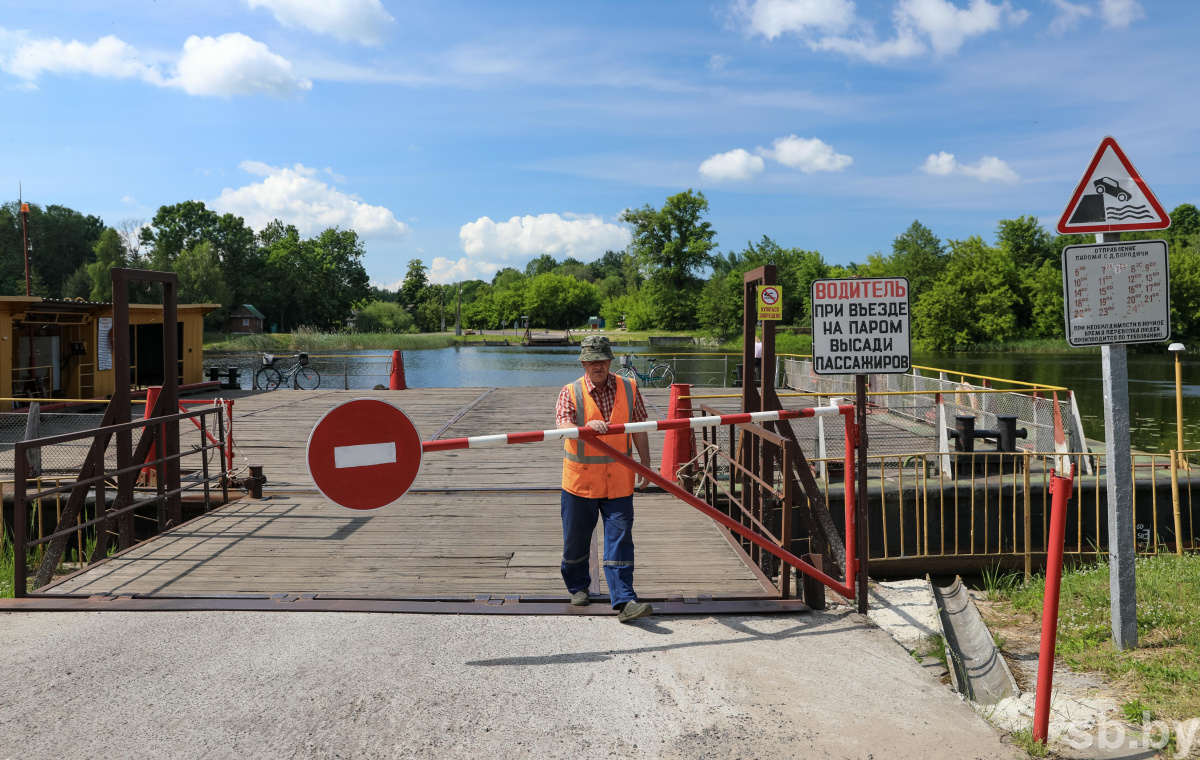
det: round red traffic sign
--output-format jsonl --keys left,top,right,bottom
{"left": 761, "top": 286, "right": 779, "bottom": 305}
{"left": 307, "top": 399, "right": 423, "bottom": 510}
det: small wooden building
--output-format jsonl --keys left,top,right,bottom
{"left": 0, "top": 297, "right": 219, "bottom": 410}
{"left": 228, "top": 304, "right": 266, "bottom": 334}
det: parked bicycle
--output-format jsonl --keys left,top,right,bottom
{"left": 616, "top": 353, "right": 675, "bottom": 388}
{"left": 255, "top": 353, "right": 321, "bottom": 390}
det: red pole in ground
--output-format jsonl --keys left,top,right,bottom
{"left": 389, "top": 350, "right": 406, "bottom": 390}
{"left": 139, "top": 386, "right": 162, "bottom": 484}
{"left": 659, "top": 384, "right": 694, "bottom": 482}
{"left": 1033, "top": 463, "right": 1076, "bottom": 744}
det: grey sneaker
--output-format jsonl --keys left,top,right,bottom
{"left": 616, "top": 601, "right": 653, "bottom": 623}
{"left": 570, "top": 590, "right": 590, "bottom": 606}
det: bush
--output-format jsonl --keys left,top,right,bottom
{"left": 353, "top": 301, "right": 416, "bottom": 333}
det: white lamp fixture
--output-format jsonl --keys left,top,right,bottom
{"left": 1169, "top": 343, "right": 1185, "bottom": 352}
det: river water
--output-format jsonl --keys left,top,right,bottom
{"left": 206, "top": 346, "right": 1200, "bottom": 453}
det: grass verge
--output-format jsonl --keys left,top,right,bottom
{"left": 988, "top": 553, "right": 1200, "bottom": 721}
{"left": 0, "top": 523, "right": 14, "bottom": 599}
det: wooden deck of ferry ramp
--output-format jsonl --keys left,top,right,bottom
{"left": 49, "top": 388, "right": 773, "bottom": 604}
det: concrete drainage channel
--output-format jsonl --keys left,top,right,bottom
{"left": 930, "top": 577, "right": 1019, "bottom": 705}
{"left": 868, "top": 577, "right": 1144, "bottom": 758}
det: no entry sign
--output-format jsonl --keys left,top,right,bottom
{"left": 307, "top": 398, "right": 423, "bottom": 510}
{"left": 811, "top": 277, "right": 911, "bottom": 375}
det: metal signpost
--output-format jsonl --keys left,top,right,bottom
{"left": 1057, "top": 136, "right": 1172, "bottom": 650}
{"left": 811, "top": 276, "right": 912, "bottom": 614}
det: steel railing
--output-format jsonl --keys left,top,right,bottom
{"left": 11, "top": 405, "right": 230, "bottom": 596}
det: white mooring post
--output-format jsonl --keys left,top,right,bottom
{"left": 1098, "top": 231, "right": 1137, "bottom": 650}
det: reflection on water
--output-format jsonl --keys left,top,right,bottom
{"left": 207, "top": 346, "right": 1197, "bottom": 452}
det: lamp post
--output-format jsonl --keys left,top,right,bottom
{"left": 1169, "top": 343, "right": 1186, "bottom": 467}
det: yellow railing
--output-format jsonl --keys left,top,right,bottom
{"left": 788, "top": 449, "right": 1197, "bottom": 573}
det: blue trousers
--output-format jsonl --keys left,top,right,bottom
{"left": 560, "top": 490, "right": 637, "bottom": 607}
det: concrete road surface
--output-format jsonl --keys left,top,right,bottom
{"left": 0, "top": 609, "right": 1018, "bottom": 759}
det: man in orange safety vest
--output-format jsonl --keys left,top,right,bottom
{"left": 555, "top": 336, "right": 654, "bottom": 623}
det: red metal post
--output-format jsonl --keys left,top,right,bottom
{"left": 140, "top": 386, "right": 162, "bottom": 484}
{"left": 844, "top": 410, "right": 856, "bottom": 582}
{"left": 1033, "top": 464, "right": 1076, "bottom": 744}
{"left": 390, "top": 350, "right": 407, "bottom": 390}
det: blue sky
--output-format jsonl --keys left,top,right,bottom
{"left": 1, "top": 0, "right": 1196, "bottom": 288}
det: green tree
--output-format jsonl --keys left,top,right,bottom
{"left": 1169, "top": 241, "right": 1200, "bottom": 343}
{"left": 525, "top": 254, "right": 557, "bottom": 277}
{"left": 174, "top": 241, "right": 231, "bottom": 328}
{"left": 400, "top": 259, "right": 428, "bottom": 306}
{"left": 621, "top": 189, "right": 716, "bottom": 329}
{"left": 522, "top": 272, "right": 601, "bottom": 328}
{"left": 600, "top": 291, "right": 654, "bottom": 331}
{"left": 889, "top": 221, "right": 946, "bottom": 300}
{"left": 61, "top": 265, "right": 91, "bottom": 300}
{"left": 354, "top": 301, "right": 415, "bottom": 333}
{"left": 492, "top": 267, "right": 527, "bottom": 291}
{"left": 0, "top": 202, "right": 104, "bottom": 297}
{"left": 1025, "top": 260, "right": 1065, "bottom": 338}
{"left": 141, "top": 201, "right": 259, "bottom": 311}
{"left": 996, "top": 215, "right": 1055, "bottom": 270}
{"left": 86, "top": 228, "right": 129, "bottom": 302}
{"left": 911, "top": 237, "right": 1021, "bottom": 350}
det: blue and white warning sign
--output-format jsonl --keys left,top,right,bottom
{"left": 811, "top": 278, "right": 911, "bottom": 375}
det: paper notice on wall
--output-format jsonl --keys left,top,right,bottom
{"left": 97, "top": 317, "right": 113, "bottom": 371}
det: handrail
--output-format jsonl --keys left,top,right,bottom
{"left": 683, "top": 387, "right": 1067, "bottom": 400}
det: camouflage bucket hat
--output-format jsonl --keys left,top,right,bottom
{"left": 579, "top": 335, "right": 615, "bottom": 362}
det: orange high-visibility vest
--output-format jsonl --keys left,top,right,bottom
{"left": 562, "top": 374, "right": 637, "bottom": 499}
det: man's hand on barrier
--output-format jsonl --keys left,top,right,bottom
{"left": 586, "top": 420, "right": 608, "bottom": 434}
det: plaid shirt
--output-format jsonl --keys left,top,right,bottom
{"left": 556, "top": 372, "right": 648, "bottom": 427}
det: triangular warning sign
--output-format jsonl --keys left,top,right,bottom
{"left": 1057, "top": 136, "right": 1170, "bottom": 234}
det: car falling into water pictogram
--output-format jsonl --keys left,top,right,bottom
{"left": 1093, "top": 177, "right": 1132, "bottom": 202}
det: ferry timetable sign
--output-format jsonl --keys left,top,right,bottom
{"left": 1061, "top": 240, "right": 1170, "bottom": 347}
{"left": 811, "top": 277, "right": 911, "bottom": 375}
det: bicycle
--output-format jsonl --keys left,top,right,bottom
{"left": 255, "top": 353, "right": 321, "bottom": 390}
{"left": 615, "top": 353, "right": 675, "bottom": 388}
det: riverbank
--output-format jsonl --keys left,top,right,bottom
{"left": 203, "top": 329, "right": 701, "bottom": 352}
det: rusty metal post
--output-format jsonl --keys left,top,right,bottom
{"left": 856, "top": 374, "right": 869, "bottom": 615}
{"left": 111, "top": 269, "right": 135, "bottom": 550}
{"left": 162, "top": 276, "right": 182, "bottom": 527}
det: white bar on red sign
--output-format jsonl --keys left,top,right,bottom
{"left": 334, "top": 442, "right": 397, "bottom": 469}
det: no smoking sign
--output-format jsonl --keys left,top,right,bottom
{"left": 757, "top": 285, "right": 783, "bottom": 321}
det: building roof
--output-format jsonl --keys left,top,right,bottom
{"left": 233, "top": 304, "right": 266, "bottom": 319}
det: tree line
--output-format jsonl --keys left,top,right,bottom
{"left": 5, "top": 192, "right": 1200, "bottom": 348}
{"left": 0, "top": 200, "right": 369, "bottom": 331}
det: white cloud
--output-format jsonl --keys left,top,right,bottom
{"left": 740, "top": 0, "right": 1026, "bottom": 62}
{"left": 211, "top": 161, "right": 409, "bottom": 237}
{"left": 244, "top": 0, "right": 396, "bottom": 45}
{"left": 1099, "top": 0, "right": 1144, "bottom": 29}
{"left": 699, "top": 148, "right": 765, "bottom": 181}
{"left": 920, "top": 151, "right": 1019, "bottom": 183}
{"left": 707, "top": 54, "right": 731, "bottom": 71}
{"left": 0, "top": 29, "right": 309, "bottom": 97}
{"left": 757, "top": 135, "right": 853, "bottom": 172}
{"left": 120, "top": 195, "right": 139, "bottom": 205}
{"left": 896, "top": 0, "right": 1026, "bottom": 56}
{"left": 173, "top": 33, "right": 311, "bottom": 97}
{"left": 430, "top": 256, "right": 494, "bottom": 284}
{"left": 737, "top": 0, "right": 857, "bottom": 39}
{"left": 1046, "top": 0, "right": 1091, "bottom": 35}
{"left": 0, "top": 32, "right": 164, "bottom": 86}
{"left": 459, "top": 213, "right": 630, "bottom": 263}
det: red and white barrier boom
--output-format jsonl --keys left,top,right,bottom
{"left": 308, "top": 400, "right": 860, "bottom": 601}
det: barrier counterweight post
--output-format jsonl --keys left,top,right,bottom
{"left": 390, "top": 350, "right": 406, "bottom": 391}
{"left": 1034, "top": 464, "right": 1076, "bottom": 745}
